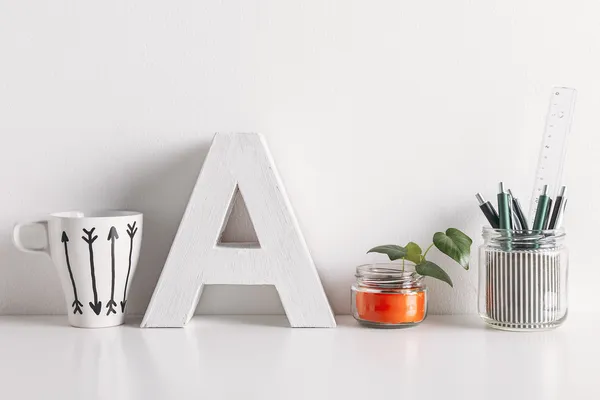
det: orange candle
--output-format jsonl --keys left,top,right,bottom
{"left": 354, "top": 291, "right": 426, "bottom": 324}
{"left": 352, "top": 263, "right": 428, "bottom": 327}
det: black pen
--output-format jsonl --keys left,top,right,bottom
{"left": 476, "top": 193, "right": 500, "bottom": 228}
{"left": 508, "top": 189, "right": 529, "bottom": 230}
{"left": 548, "top": 186, "right": 567, "bottom": 229}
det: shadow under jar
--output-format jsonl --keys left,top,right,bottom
{"left": 478, "top": 227, "right": 568, "bottom": 331}
{"left": 352, "top": 263, "right": 427, "bottom": 328}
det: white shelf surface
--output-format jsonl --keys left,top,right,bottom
{"left": 0, "top": 314, "right": 597, "bottom": 400}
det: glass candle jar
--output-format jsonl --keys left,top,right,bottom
{"left": 351, "top": 263, "right": 427, "bottom": 328}
{"left": 478, "top": 227, "right": 568, "bottom": 331}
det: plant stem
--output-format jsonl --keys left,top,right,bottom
{"left": 423, "top": 243, "right": 435, "bottom": 259}
{"left": 402, "top": 257, "right": 405, "bottom": 272}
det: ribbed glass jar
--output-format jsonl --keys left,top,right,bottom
{"left": 478, "top": 227, "right": 568, "bottom": 331}
{"left": 351, "top": 263, "right": 427, "bottom": 328}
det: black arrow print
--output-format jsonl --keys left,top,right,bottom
{"left": 121, "top": 221, "right": 138, "bottom": 312}
{"left": 62, "top": 232, "right": 83, "bottom": 315}
{"left": 106, "top": 226, "right": 119, "bottom": 315}
{"left": 82, "top": 228, "right": 101, "bottom": 315}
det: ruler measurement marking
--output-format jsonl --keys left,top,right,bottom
{"left": 528, "top": 87, "right": 577, "bottom": 222}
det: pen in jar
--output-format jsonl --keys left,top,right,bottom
{"left": 476, "top": 193, "right": 500, "bottom": 228}
{"left": 548, "top": 186, "right": 567, "bottom": 229}
{"left": 532, "top": 184, "right": 551, "bottom": 231}
{"left": 497, "top": 182, "right": 512, "bottom": 230}
{"left": 508, "top": 189, "right": 528, "bottom": 231}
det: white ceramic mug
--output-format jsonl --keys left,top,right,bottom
{"left": 13, "top": 211, "right": 143, "bottom": 328}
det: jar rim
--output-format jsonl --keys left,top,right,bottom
{"left": 356, "top": 262, "right": 424, "bottom": 288}
{"left": 482, "top": 226, "right": 565, "bottom": 250}
{"left": 482, "top": 226, "right": 565, "bottom": 238}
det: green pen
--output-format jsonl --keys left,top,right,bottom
{"left": 532, "top": 184, "right": 551, "bottom": 231}
{"left": 543, "top": 198, "right": 553, "bottom": 230}
{"left": 497, "top": 182, "right": 512, "bottom": 230}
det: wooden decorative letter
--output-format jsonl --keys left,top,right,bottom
{"left": 141, "top": 133, "right": 336, "bottom": 328}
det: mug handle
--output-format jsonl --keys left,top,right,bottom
{"left": 13, "top": 221, "right": 50, "bottom": 257}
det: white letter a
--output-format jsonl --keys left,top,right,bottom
{"left": 142, "top": 133, "right": 336, "bottom": 328}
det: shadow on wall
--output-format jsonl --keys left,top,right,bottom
{"left": 0, "top": 144, "right": 213, "bottom": 315}
{"left": 117, "top": 143, "right": 211, "bottom": 315}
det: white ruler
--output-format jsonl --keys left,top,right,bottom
{"left": 528, "top": 87, "right": 577, "bottom": 222}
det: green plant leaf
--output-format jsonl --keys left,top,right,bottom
{"left": 433, "top": 228, "right": 472, "bottom": 270}
{"left": 416, "top": 261, "right": 453, "bottom": 287}
{"left": 367, "top": 245, "right": 407, "bottom": 261}
{"left": 404, "top": 242, "right": 423, "bottom": 264}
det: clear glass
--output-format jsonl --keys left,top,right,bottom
{"left": 478, "top": 228, "right": 568, "bottom": 331}
{"left": 351, "top": 262, "right": 427, "bottom": 328}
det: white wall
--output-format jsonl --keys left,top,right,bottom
{"left": 1, "top": 1, "right": 599, "bottom": 316}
